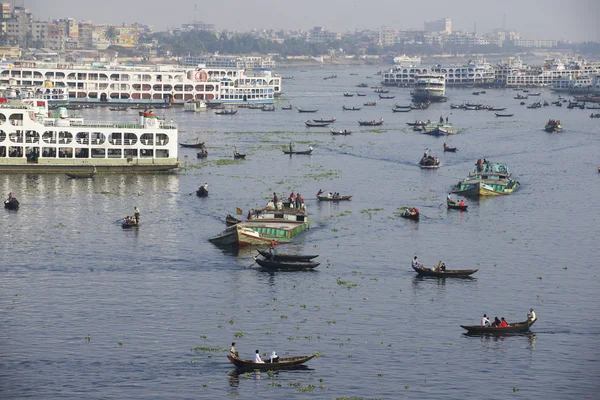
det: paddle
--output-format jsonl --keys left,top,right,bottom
{"left": 247, "top": 256, "right": 258, "bottom": 268}
{"left": 114, "top": 218, "right": 125, "bottom": 223}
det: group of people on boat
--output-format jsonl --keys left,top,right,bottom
{"left": 447, "top": 193, "right": 465, "bottom": 207}
{"left": 481, "top": 314, "right": 509, "bottom": 327}
{"left": 475, "top": 158, "right": 494, "bottom": 173}
{"left": 230, "top": 342, "right": 278, "bottom": 363}
{"left": 439, "top": 116, "right": 449, "bottom": 124}
{"left": 124, "top": 206, "right": 140, "bottom": 225}
{"left": 288, "top": 192, "right": 305, "bottom": 209}
{"left": 412, "top": 256, "right": 446, "bottom": 272}
{"left": 546, "top": 119, "right": 561, "bottom": 127}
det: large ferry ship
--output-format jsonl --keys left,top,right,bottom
{"left": 0, "top": 61, "right": 281, "bottom": 105}
{"left": 505, "top": 58, "right": 600, "bottom": 87}
{"left": 0, "top": 98, "right": 179, "bottom": 173}
{"left": 411, "top": 73, "right": 446, "bottom": 102}
{"left": 382, "top": 59, "right": 494, "bottom": 87}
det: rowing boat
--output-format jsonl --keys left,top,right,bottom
{"left": 460, "top": 318, "right": 537, "bottom": 334}
{"left": 412, "top": 265, "right": 477, "bottom": 277}
{"left": 447, "top": 198, "right": 468, "bottom": 210}
{"left": 227, "top": 354, "right": 316, "bottom": 370}
{"left": 317, "top": 195, "right": 352, "bottom": 201}
{"left": 254, "top": 257, "right": 320, "bottom": 270}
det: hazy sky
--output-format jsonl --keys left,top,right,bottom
{"left": 26, "top": 0, "right": 599, "bottom": 42}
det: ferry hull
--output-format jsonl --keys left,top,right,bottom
{"left": 0, "top": 159, "right": 179, "bottom": 174}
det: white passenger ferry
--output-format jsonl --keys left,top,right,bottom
{"left": 382, "top": 59, "right": 494, "bottom": 87}
{"left": 0, "top": 98, "right": 179, "bottom": 173}
{"left": 411, "top": 73, "right": 446, "bottom": 102}
{"left": 505, "top": 58, "right": 600, "bottom": 87}
{"left": 0, "top": 61, "right": 281, "bottom": 105}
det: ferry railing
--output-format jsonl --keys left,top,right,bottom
{"left": 41, "top": 121, "right": 178, "bottom": 130}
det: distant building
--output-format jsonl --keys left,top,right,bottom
{"left": 378, "top": 26, "right": 396, "bottom": 47}
{"left": 307, "top": 26, "right": 341, "bottom": 43}
{"left": 181, "top": 22, "right": 215, "bottom": 33}
{"left": 424, "top": 17, "right": 451, "bottom": 34}
{"left": 514, "top": 39, "right": 558, "bottom": 48}
{"left": 114, "top": 27, "right": 139, "bottom": 48}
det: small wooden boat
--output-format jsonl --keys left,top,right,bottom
{"left": 317, "top": 195, "right": 352, "bottom": 201}
{"left": 356, "top": 93, "right": 367, "bottom": 96}
{"left": 122, "top": 220, "right": 139, "bottom": 228}
{"left": 226, "top": 214, "right": 242, "bottom": 225}
{"left": 378, "top": 94, "right": 395, "bottom": 99}
{"left": 399, "top": 209, "right": 419, "bottom": 220}
{"left": 487, "top": 107, "right": 506, "bottom": 111}
{"left": 342, "top": 106, "right": 362, "bottom": 111}
{"left": 419, "top": 156, "right": 440, "bottom": 169}
{"left": 281, "top": 105, "right": 293, "bottom": 110}
{"left": 343, "top": 92, "right": 354, "bottom": 97}
{"left": 392, "top": 107, "right": 411, "bottom": 112}
{"left": 261, "top": 105, "right": 276, "bottom": 111}
{"left": 227, "top": 354, "right": 316, "bottom": 370}
{"left": 406, "top": 121, "right": 427, "bottom": 126}
{"left": 363, "top": 101, "right": 377, "bottom": 106}
{"left": 330, "top": 128, "right": 352, "bottom": 135}
{"left": 254, "top": 257, "right": 320, "bottom": 271}
{"left": 305, "top": 120, "right": 329, "bottom": 127}
{"left": 460, "top": 318, "right": 537, "bottom": 335}
{"left": 196, "top": 187, "right": 209, "bottom": 197}
{"left": 443, "top": 144, "right": 457, "bottom": 152}
{"left": 412, "top": 265, "right": 477, "bottom": 277}
{"left": 447, "top": 198, "right": 468, "bottom": 211}
{"left": 179, "top": 142, "right": 205, "bottom": 148}
{"left": 313, "top": 117, "right": 336, "bottom": 123}
{"left": 283, "top": 149, "right": 313, "bottom": 155}
{"left": 297, "top": 107, "right": 318, "bottom": 113}
{"left": 495, "top": 113, "right": 514, "bottom": 117}
{"left": 233, "top": 153, "right": 246, "bottom": 159}
{"left": 358, "top": 118, "right": 384, "bottom": 126}
{"left": 4, "top": 198, "right": 19, "bottom": 210}
{"left": 374, "top": 88, "right": 390, "bottom": 93}
{"left": 257, "top": 249, "right": 319, "bottom": 262}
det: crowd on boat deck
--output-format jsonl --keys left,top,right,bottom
{"left": 475, "top": 158, "right": 495, "bottom": 172}
{"left": 270, "top": 191, "right": 305, "bottom": 210}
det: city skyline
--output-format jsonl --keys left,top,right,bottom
{"left": 26, "top": 0, "right": 599, "bottom": 42}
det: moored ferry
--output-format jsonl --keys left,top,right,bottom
{"left": 0, "top": 61, "right": 281, "bottom": 106}
{"left": 0, "top": 98, "right": 179, "bottom": 173}
{"left": 452, "top": 162, "right": 520, "bottom": 197}
{"left": 411, "top": 73, "right": 446, "bottom": 102}
{"left": 382, "top": 59, "right": 494, "bottom": 87}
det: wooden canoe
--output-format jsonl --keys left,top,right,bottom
{"left": 317, "top": 195, "right": 352, "bottom": 201}
{"left": 443, "top": 146, "right": 457, "bottom": 152}
{"left": 196, "top": 187, "right": 209, "bottom": 197}
{"left": 233, "top": 153, "right": 246, "bottom": 159}
{"left": 179, "top": 142, "right": 205, "bottom": 148}
{"left": 460, "top": 318, "right": 537, "bottom": 334}
{"left": 257, "top": 249, "right": 319, "bottom": 262}
{"left": 4, "top": 198, "right": 19, "bottom": 210}
{"left": 305, "top": 121, "right": 330, "bottom": 127}
{"left": 412, "top": 265, "right": 477, "bottom": 277}
{"left": 227, "top": 354, "right": 316, "bottom": 370}
{"left": 122, "top": 221, "right": 139, "bottom": 229}
{"left": 400, "top": 210, "right": 419, "bottom": 220}
{"left": 283, "top": 149, "right": 313, "bottom": 155}
{"left": 313, "top": 117, "right": 336, "bottom": 123}
{"left": 254, "top": 257, "right": 320, "bottom": 270}
{"left": 226, "top": 214, "right": 242, "bottom": 225}
{"left": 331, "top": 128, "right": 352, "bottom": 135}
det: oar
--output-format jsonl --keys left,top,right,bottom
{"left": 247, "top": 256, "right": 258, "bottom": 268}
{"left": 114, "top": 218, "right": 125, "bottom": 223}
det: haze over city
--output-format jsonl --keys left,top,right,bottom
{"left": 27, "top": 0, "right": 599, "bottom": 42}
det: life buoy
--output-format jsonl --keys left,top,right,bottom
{"left": 194, "top": 71, "right": 202, "bottom": 82}
{"left": 36, "top": 115, "right": 44, "bottom": 123}
{"left": 498, "top": 165, "right": 507, "bottom": 173}
{"left": 146, "top": 118, "right": 157, "bottom": 128}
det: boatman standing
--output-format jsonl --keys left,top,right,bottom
{"left": 133, "top": 206, "right": 140, "bottom": 223}
{"left": 289, "top": 142, "right": 293, "bottom": 153}
{"left": 230, "top": 342, "right": 239, "bottom": 359}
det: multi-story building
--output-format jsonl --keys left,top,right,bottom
{"left": 513, "top": 39, "right": 558, "bottom": 48}
{"left": 424, "top": 18, "right": 451, "bottom": 34}
{"left": 378, "top": 26, "right": 396, "bottom": 47}
{"left": 306, "top": 26, "right": 340, "bottom": 43}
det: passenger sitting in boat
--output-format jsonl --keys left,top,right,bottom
{"left": 481, "top": 314, "right": 490, "bottom": 327}
{"left": 270, "top": 351, "right": 279, "bottom": 363}
{"left": 411, "top": 207, "right": 419, "bottom": 215}
{"left": 500, "top": 317, "right": 509, "bottom": 327}
{"left": 459, "top": 200, "right": 465, "bottom": 207}
{"left": 491, "top": 317, "right": 501, "bottom": 327}
{"left": 412, "top": 256, "right": 420, "bottom": 269}
{"left": 327, "top": 192, "right": 333, "bottom": 199}
{"left": 440, "top": 262, "right": 446, "bottom": 272}
{"left": 528, "top": 308, "right": 536, "bottom": 321}
{"left": 439, "top": 115, "right": 444, "bottom": 124}
{"left": 234, "top": 147, "right": 239, "bottom": 156}
{"left": 254, "top": 350, "right": 264, "bottom": 363}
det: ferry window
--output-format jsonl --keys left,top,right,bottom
{"left": 58, "top": 148, "right": 73, "bottom": 158}
{"left": 185, "top": 85, "right": 193, "bottom": 91}
{"left": 123, "top": 133, "right": 137, "bottom": 145}
{"left": 108, "top": 149, "right": 122, "bottom": 158}
{"left": 174, "top": 85, "right": 183, "bottom": 91}
{"left": 88, "top": 92, "right": 98, "bottom": 99}
{"left": 58, "top": 131, "right": 73, "bottom": 144}
{"left": 110, "top": 74, "right": 120, "bottom": 81}
{"left": 42, "top": 131, "right": 56, "bottom": 144}
{"left": 121, "top": 74, "right": 130, "bottom": 81}
{"left": 9, "top": 114, "right": 23, "bottom": 126}
{"left": 140, "top": 149, "right": 153, "bottom": 158}
{"left": 9, "top": 131, "right": 23, "bottom": 143}
{"left": 8, "top": 146, "right": 23, "bottom": 157}
{"left": 109, "top": 132, "right": 122, "bottom": 145}
{"left": 152, "top": 85, "right": 162, "bottom": 92}
{"left": 125, "top": 149, "right": 137, "bottom": 158}
{"left": 0, "top": 130, "right": 5, "bottom": 142}
{"left": 140, "top": 133, "right": 153, "bottom": 146}
{"left": 0, "top": 114, "right": 5, "bottom": 124}
{"left": 155, "top": 149, "right": 169, "bottom": 158}
{"left": 156, "top": 134, "right": 169, "bottom": 146}
{"left": 75, "top": 148, "right": 89, "bottom": 158}
{"left": 91, "top": 132, "right": 105, "bottom": 145}
{"left": 0, "top": 146, "right": 6, "bottom": 157}
{"left": 25, "top": 130, "right": 40, "bottom": 143}
{"left": 91, "top": 148, "right": 105, "bottom": 158}
{"left": 76, "top": 132, "right": 89, "bottom": 145}
{"left": 163, "top": 85, "right": 172, "bottom": 91}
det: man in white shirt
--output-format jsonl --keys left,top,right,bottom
{"left": 528, "top": 308, "right": 536, "bottom": 321}
{"left": 254, "top": 350, "right": 264, "bottom": 363}
{"left": 481, "top": 314, "right": 490, "bottom": 326}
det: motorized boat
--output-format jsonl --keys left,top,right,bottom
{"left": 305, "top": 120, "right": 330, "bottom": 127}
{"left": 313, "top": 117, "right": 336, "bottom": 123}
{"left": 226, "top": 214, "right": 242, "bottom": 225}
{"left": 495, "top": 113, "right": 514, "bottom": 117}
{"left": 358, "top": 118, "right": 384, "bottom": 126}
{"left": 179, "top": 141, "right": 205, "bottom": 148}
{"left": 297, "top": 107, "right": 318, "bottom": 113}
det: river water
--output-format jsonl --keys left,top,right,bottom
{"left": 1, "top": 66, "right": 599, "bottom": 399}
